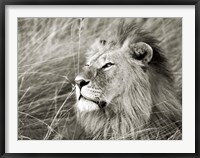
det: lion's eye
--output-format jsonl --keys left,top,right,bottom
{"left": 101, "top": 62, "right": 114, "bottom": 70}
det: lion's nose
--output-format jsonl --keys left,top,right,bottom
{"left": 75, "top": 76, "right": 90, "bottom": 89}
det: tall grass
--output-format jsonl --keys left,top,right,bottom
{"left": 18, "top": 18, "right": 182, "bottom": 140}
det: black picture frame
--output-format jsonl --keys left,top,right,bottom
{"left": 0, "top": 0, "right": 199, "bottom": 158}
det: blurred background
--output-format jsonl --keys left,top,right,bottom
{"left": 18, "top": 18, "right": 182, "bottom": 140}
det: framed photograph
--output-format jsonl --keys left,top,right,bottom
{"left": 0, "top": 0, "right": 199, "bottom": 157}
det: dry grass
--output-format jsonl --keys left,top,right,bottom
{"left": 18, "top": 18, "right": 182, "bottom": 140}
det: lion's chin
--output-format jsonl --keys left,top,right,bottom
{"left": 77, "top": 97, "right": 99, "bottom": 112}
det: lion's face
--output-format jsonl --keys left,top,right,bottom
{"left": 72, "top": 23, "right": 182, "bottom": 140}
{"left": 75, "top": 39, "right": 153, "bottom": 112}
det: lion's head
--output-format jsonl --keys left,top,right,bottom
{"left": 75, "top": 21, "right": 182, "bottom": 140}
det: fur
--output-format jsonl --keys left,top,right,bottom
{"left": 76, "top": 20, "right": 182, "bottom": 140}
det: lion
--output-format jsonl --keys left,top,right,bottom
{"left": 75, "top": 20, "right": 182, "bottom": 140}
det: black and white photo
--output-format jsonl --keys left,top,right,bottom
{"left": 18, "top": 18, "right": 182, "bottom": 140}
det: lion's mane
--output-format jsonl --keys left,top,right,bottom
{"left": 76, "top": 20, "right": 182, "bottom": 140}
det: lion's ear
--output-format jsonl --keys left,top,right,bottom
{"left": 130, "top": 42, "right": 153, "bottom": 64}
{"left": 123, "top": 40, "right": 153, "bottom": 64}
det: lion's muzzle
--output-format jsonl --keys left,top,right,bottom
{"left": 75, "top": 75, "right": 106, "bottom": 112}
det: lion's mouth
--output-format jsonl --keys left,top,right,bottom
{"left": 79, "top": 95, "right": 106, "bottom": 109}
